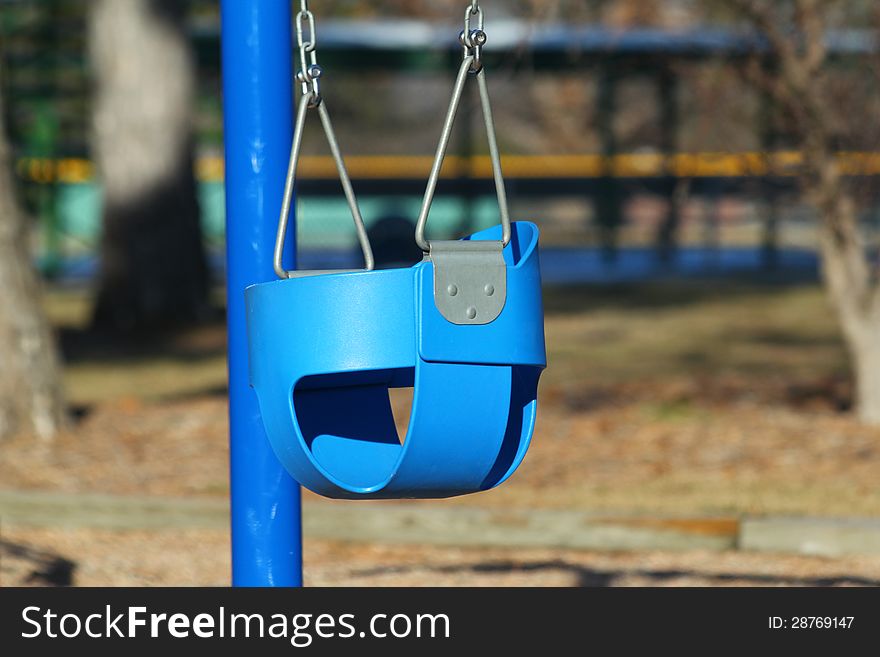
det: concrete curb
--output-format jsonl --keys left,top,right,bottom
{"left": 2, "top": 490, "right": 879, "bottom": 557}
{"left": 740, "top": 517, "right": 880, "bottom": 557}
{"left": 305, "top": 504, "right": 738, "bottom": 552}
{"left": 0, "top": 490, "right": 228, "bottom": 530}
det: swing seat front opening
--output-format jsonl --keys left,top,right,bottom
{"left": 246, "top": 222, "right": 545, "bottom": 499}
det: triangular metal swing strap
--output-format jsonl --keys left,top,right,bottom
{"left": 274, "top": 91, "right": 374, "bottom": 279}
{"left": 415, "top": 54, "right": 511, "bottom": 252}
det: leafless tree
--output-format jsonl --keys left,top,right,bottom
{"left": 0, "top": 87, "right": 66, "bottom": 442}
{"left": 728, "top": 0, "right": 880, "bottom": 423}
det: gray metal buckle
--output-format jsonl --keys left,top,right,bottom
{"left": 427, "top": 240, "right": 506, "bottom": 325}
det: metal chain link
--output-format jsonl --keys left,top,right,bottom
{"left": 461, "top": 2, "right": 486, "bottom": 72}
{"left": 295, "top": 0, "right": 322, "bottom": 105}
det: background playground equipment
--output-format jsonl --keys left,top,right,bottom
{"left": 7, "top": 5, "right": 880, "bottom": 283}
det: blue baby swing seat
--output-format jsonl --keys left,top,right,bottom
{"left": 245, "top": 5, "right": 546, "bottom": 499}
{"left": 247, "top": 222, "right": 544, "bottom": 499}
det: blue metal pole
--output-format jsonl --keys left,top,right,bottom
{"left": 221, "top": 0, "right": 302, "bottom": 587}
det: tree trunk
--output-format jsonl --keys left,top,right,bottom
{"left": 89, "top": 0, "right": 208, "bottom": 331}
{"left": 0, "top": 88, "right": 66, "bottom": 442}
{"left": 851, "top": 331, "right": 880, "bottom": 424}
{"left": 812, "top": 163, "right": 880, "bottom": 425}
{"left": 725, "top": 0, "right": 880, "bottom": 424}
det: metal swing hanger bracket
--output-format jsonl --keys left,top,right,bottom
{"left": 430, "top": 240, "right": 506, "bottom": 325}
{"left": 461, "top": 1, "right": 487, "bottom": 73}
{"left": 274, "top": 0, "right": 374, "bottom": 280}
{"left": 417, "top": 2, "right": 510, "bottom": 325}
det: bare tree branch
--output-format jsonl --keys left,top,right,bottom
{"left": 727, "top": 0, "right": 880, "bottom": 421}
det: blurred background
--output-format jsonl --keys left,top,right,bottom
{"left": 2, "top": 0, "right": 880, "bottom": 586}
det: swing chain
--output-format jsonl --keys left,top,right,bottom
{"left": 275, "top": 1, "right": 375, "bottom": 279}
{"left": 460, "top": 1, "right": 486, "bottom": 72}
{"left": 415, "top": 1, "right": 511, "bottom": 252}
{"left": 296, "top": 0, "right": 322, "bottom": 106}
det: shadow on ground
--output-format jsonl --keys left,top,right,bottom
{"left": 57, "top": 320, "right": 227, "bottom": 367}
{"left": 351, "top": 559, "right": 880, "bottom": 587}
{"left": 0, "top": 539, "right": 76, "bottom": 586}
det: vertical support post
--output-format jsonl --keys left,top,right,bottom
{"left": 758, "top": 62, "right": 780, "bottom": 271}
{"left": 656, "top": 61, "right": 682, "bottom": 267}
{"left": 221, "top": 0, "right": 302, "bottom": 587}
{"left": 596, "top": 60, "right": 621, "bottom": 263}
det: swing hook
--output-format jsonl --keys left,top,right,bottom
{"left": 461, "top": 2, "right": 486, "bottom": 73}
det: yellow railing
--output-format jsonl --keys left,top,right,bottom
{"left": 17, "top": 151, "right": 880, "bottom": 184}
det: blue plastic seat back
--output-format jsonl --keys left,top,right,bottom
{"left": 246, "top": 221, "right": 546, "bottom": 499}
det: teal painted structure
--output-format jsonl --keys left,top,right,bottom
{"left": 45, "top": 181, "right": 498, "bottom": 255}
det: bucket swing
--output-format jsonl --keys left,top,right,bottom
{"left": 245, "top": 0, "right": 546, "bottom": 499}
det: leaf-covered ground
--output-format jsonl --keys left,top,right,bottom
{"left": 2, "top": 280, "right": 879, "bottom": 585}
